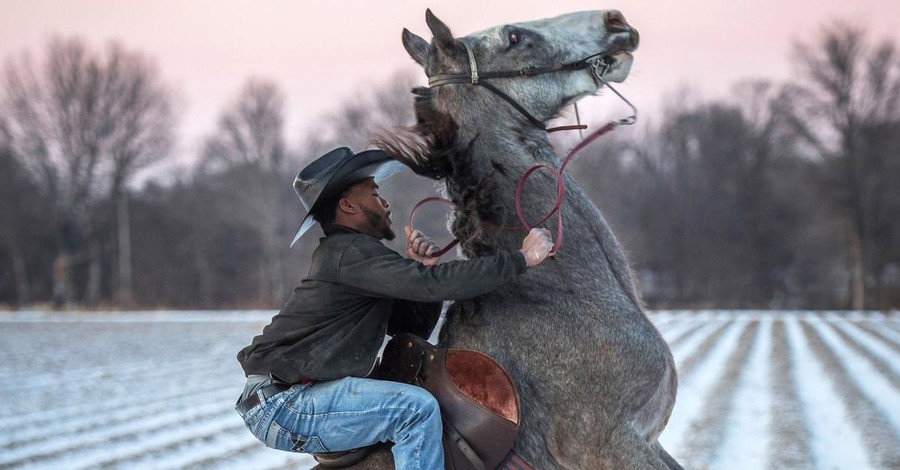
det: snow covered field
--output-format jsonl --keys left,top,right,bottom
{"left": 1, "top": 310, "right": 898, "bottom": 470}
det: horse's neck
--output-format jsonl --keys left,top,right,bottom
{"left": 445, "top": 124, "right": 549, "bottom": 244}
{"left": 447, "top": 120, "right": 641, "bottom": 307}
{"left": 449, "top": 123, "right": 599, "bottom": 244}
{"left": 451, "top": 123, "right": 554, "bottom": 196}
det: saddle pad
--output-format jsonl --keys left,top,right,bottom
{"left": 446, "top": 349, "right": 518, "bottom": 424}
{"left": 497, "top": 450, "right": 536, "bottom": 470}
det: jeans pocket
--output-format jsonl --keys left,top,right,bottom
{"left": 237, "top": 403, "right": 263, "bottom": 428}
{"left": 291, "top": 435, "right": 327, "bottom": 453}
{"left": 262, "top": 419, "right": 328, "bottom": 454}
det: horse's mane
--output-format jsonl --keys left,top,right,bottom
{"left": 374, "top": 87, "right": 503, "bottom": 257}
{"left": 372, "top": 87, "right": 456, "bottom": 180}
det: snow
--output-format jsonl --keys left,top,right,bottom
{"left": 785, "top": 317, "right": 871, "bottom": 470}
{"left": 707, "top": 318, "right": 772, "bottom": 470}
{"left": 807, "top": 319, "right": 900, "bottom": 432}
{"left": 658, "top": 320, "right": 746, "bottom": 460}
{"left": 0, "top": 310, "right": 897, "bottom": 469}
{"left": 833, "top": 321, "right": 900, "bottom": 376}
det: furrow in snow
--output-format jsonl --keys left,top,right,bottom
{"left": 16, "top": 416, "right": 246, "bottom": 470}
{"left": 658, "top": 321, "right": 746, "bottom": 459}
{"left": 824, "top": 321, "right": 900, "bottom": 392}
{"left": 0, "top": 387, "right": 236, "bottom": 450}
{"left": 191, "top": 446, "right": 314, "bottom": 470}
{"left": 677, "top": 321, "right": 760, "bottom": 469}
{"left": 0, "top": 351, "right": 219, "bottom": 387}
{"left": 709, "top": 319, "right": 772, "bottom": 470}
{"left": 805, "top": 320, "right": 900, "bottom": 432}
{"left": 855, "top": 321, "right": 900, "bottom": 354}
{"left": 0, "top": 400, "right": 238, "bottom": 466}
{"left": 785, "top": 318, "right": 870, "bottom": 469}
{"left": 0, "top": 363, "right": 239, "bottom": 432}
{"left": 102, "top": 428, "right": 257, "bottom": 469}
{"left": 882, "top": 320, "right": 900, "bottom": 336}
{"left": 673, "top": 321, "right": 732, "bottom": 378}
{"left": 766, "top": 320, "right": 815, "bottom": 470}
{"left": 647, "top": 312, "right": 680, "bottom": 330}
{"left": 0, "top": 359, "right": 235, "bottom": 417}
{"left": 660, "top": 320, "right": 708, "bottom": 351}
{"left": 178, "top": 441, "right": 262, "bottom": 470}
{"left": 800, "top": 320, "right": 900, "bottom": 468}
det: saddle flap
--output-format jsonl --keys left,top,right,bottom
{"left": 381, "top": 334, "right": 521, "bottom": 470}
{"left": 421, "top": 345, "right": 520, "bottom": 470}
{"left": 446, "top": 349, "right": 519, "bottom": 425}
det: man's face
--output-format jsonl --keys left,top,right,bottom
{"left": 347, "top": 178, "right": 394, "bottom": 240}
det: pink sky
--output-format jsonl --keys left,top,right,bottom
{"left": 2, "top": 0, "right": 897, "bottom": 166}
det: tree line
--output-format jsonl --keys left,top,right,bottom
{"left": 1, "top": 23, "right": 898, "bottom": 310}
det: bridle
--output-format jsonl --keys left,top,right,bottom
{"left": 410, "top": 40, "right": 639, "bottom": 257}
{"left": 427, "top": 41, "right": 637, "bottom": 130}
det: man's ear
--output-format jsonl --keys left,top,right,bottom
{"left": 338, "top": 196, "right": 358, "bottom": 215}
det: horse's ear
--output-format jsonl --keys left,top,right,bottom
{"left": 425, "top": 9, "right": 455, "bottom": 50}
{"left": 402, "top": 28, "right": 431, "bottom": 67}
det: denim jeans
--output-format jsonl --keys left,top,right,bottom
{"left": 237, "top": 376, "right": 444, "bottom": 470}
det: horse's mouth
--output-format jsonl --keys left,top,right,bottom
{"left": 601, "top": 50, "right": 631, "bottom": 65}
{"left": 598, "top": 51, "right": 633, "bottom": 83}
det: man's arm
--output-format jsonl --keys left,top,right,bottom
{"left": 405, "top": 225, "right": 553, "bottom": 269}
{"left": 338, "top": 228, "right": 553, "bottom": 302}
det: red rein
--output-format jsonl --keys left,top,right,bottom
{"left": 408, "top": 122, "right": 619, "bottom": 257}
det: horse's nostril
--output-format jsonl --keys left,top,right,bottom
{"left": 605, "top": 11, "right": 629, "bottom": 31}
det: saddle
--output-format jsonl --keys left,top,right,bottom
{"left": 314, "top": 333, "right": 521, "bottom": 469}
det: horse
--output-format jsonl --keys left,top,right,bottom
{"left": 332, "top": 9, "right": 682, "bottom": 469}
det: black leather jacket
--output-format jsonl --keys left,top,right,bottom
{"left": 237, "top": 224, "right": 528, "bottom": 382}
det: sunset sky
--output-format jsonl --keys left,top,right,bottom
{"left": 2, "top": 0, "right": 897, "bottom": 167}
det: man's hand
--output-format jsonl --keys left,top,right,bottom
{"left": 405, "top": 225, "right": 441, "bottom": 266}
{"left": 520, "top": 228, "right": 554, "bottom": 267}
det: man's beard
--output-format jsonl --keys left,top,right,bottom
{"left": 363, "top": 207, "right": 395, "bottom": 241}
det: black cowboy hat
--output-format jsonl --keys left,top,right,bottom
{"left": 291, "top": 147, "right": 405, "bottom": 246}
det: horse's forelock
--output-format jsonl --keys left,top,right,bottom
{"left": 372, "top": 86, "right": 461, "bottom": 180}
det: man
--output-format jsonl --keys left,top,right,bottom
{"left": 235, "top": 147, "right": 553, "bottom": 469}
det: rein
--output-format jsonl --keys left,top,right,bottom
{"left": 409, "top": 41, "right": 638, "bottom": 257}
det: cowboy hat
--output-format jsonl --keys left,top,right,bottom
{"left": 291, "top": 147, "right": 405, "bottom": 246}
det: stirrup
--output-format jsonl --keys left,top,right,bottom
{"left": 313, "top": 445, "right": 378, "bottom": 468}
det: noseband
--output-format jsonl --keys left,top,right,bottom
{"left": 427, "top": 41, "right": 637, "bottom": 130}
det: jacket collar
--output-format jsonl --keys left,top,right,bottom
{"left": 322, "top": 224, "right": 365, "bottom": 237}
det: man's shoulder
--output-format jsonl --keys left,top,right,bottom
{"left": 310, "top": 231, "right": 403, "bottom": 284}
{"left": 320, "top": 231, "right": 394, "bottom": 259}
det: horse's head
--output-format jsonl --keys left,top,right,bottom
{"left": 402, "top": 9, "right": 639, "bottom": 124}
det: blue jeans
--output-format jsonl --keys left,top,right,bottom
{"left": 237, "top": 376, "right": 444, "bottom": 470}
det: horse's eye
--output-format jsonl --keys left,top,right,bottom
{"left": 509, "top": 31, "right": 519, "bottom": 45}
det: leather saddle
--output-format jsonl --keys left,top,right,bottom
{"left": 314, "top": 333, "right": 520, "bottom": 469}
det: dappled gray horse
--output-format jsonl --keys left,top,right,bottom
{"left": 340, "top": 9, "right": 681, "bottom": 470}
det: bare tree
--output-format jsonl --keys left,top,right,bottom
{"left": 0, "top": 37, "right": 174, "bottom": 307}
{"left": 200, "top": 79, "right": 291, "bottom": 305}
{"left": 0, "top": 121, "right": 35, "bottom": 305}
{"left": 305, "top": 71, "right": 418, "bottom": 155}
{"left": 788, "top": 23, "right": 900, "bottom": 308}
{"left": 201, "top": 80, "right": 287, "bottom": 174}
